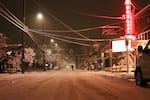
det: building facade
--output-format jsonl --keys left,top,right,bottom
{"left": 135, "top": 4, "right": 150, "bottom": 40}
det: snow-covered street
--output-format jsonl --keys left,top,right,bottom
{"left": 0, "top": 70, "right": 150, "bottom": 100}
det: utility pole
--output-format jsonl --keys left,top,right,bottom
{"left": 22, "top": 0, "right": 26, "bottom": 57}
{"left": 125, "top": 40, "right": 129, "bottom": 73}
{"left": 21, "top": 0, "right": 26, "bottom": 73}
{"left": 109, "top": 49, "right": 112, "bottom": 67}
{"left": 43, "top": 44, "right": 46, "bottom": 71}
{"left": 124, "top": 0, "right": 136, "bottom": 73}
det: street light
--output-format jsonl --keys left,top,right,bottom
{"left": 37, "top": 13, "right": 43, "bottom": 20}
{"left": 36, "top": 12, "right": 46, "bottom": 70}
{"left": 50, "top": 39, "right": 54, "bottom": 43}
{"left": 55, "top": 43, "right": 58, "bottom": 47}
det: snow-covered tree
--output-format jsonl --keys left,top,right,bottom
{"left": 24, "top": 47, "right": 36, "bottom": 67}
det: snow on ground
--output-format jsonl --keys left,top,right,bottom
{"left": 0, "top": 70, "right": 150, "bottom": 100}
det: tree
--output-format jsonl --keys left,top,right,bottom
{"left": 24, "top": 47, "right": 36, "bottom": 67}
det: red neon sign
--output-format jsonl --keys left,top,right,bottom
{"left": 124, "top": 0, "right": 136, "bottom": 40}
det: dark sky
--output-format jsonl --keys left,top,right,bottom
{"left": 0, "top": 0, "right": 150, "bottom": 46}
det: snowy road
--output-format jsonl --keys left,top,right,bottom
{"left": 0, "top": 70, "right": 150, "bottom": 100}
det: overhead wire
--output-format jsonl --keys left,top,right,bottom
{"left": 33, "top": 0, "right": 89, "bottom": 39}
{"left": 30, "top": 29, "right": 112, "bottom": 42}
{"left": 30, "top": 9, "right": 150, "bottom": 34}
{"left": 1, "top": 1, "right": 149, "bottom": 49}
{"left": 30, "top": 29, "right": 91, "bottom": 46}
{"left": 0, "top": 4, "right": 24, "bottom": 32}
{"left": 31, "top": 21, "right": 123, "bottom": 33}
{"left": 0, "top": 3, "right": 92, "bottom": 47}
{"left": 0, "top": 3, "right": 24, "bottom": 28}
{"left": 0, "top": 3, "right": 43, "bottom": 50}
{"left": 0, "top": 12, "right": 24, "bottom": 32}
{"left": 76, "top": 11, "right": 123, "bottom": 20}
{"left": 0, "top": 2, "right": 129, "bottom": 47}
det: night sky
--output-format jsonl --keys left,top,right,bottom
{"left": 0, "top": 0, "right": 150, "bottom": 47}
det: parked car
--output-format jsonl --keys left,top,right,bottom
{"left": 135, "top": 40, "right": 150, "bottom": 87}
{"left": 44, "top": 63, "right": 53, "bottom": 70}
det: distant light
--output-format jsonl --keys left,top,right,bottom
{"left": 55, "top": 43, "right": 58, "bottom": 47}
{"left": 7, "top": 51, "right": 12, "bottom": 55}
{"left": 37, "top": 13, "right": 43, "bottom": 20}
{"left": 50, "top": 39, "right": 54, "bottom": 43}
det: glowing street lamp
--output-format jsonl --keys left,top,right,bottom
{"left": 50, "top": 39, "right": 54, "bottom": 43}
{"left": 37, "top": 13, "right": 43, "bottom": 20}
{"left": 55, "top": 43, "right": 58, "bottom": 47}
{"left": 36, "top": 12, "right": 46, "bottom": 70}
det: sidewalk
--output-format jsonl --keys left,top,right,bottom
{"left": 67, "top": 68, "right": 135, "bottom": 81}
{"left": 99, "top": 70, "right": 135, "bottom": 81}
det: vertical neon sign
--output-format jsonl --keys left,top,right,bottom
{"left": 124, "top": 0, "right": 136, "bottom": 40}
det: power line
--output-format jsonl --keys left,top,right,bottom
{"left": 32, "top": 0, "right": 90, "bottom": 40}
{"left": 30, "top": 29, "right": 91, "bottom": 46}
{"left": 76, "top": 11, "right": 123, "bottom": 20}
{"left": 31, "top": 21, "right": 123, "bottom": 33}
{"left": 30, "top": 29, "right": 111, "bottom": 42}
